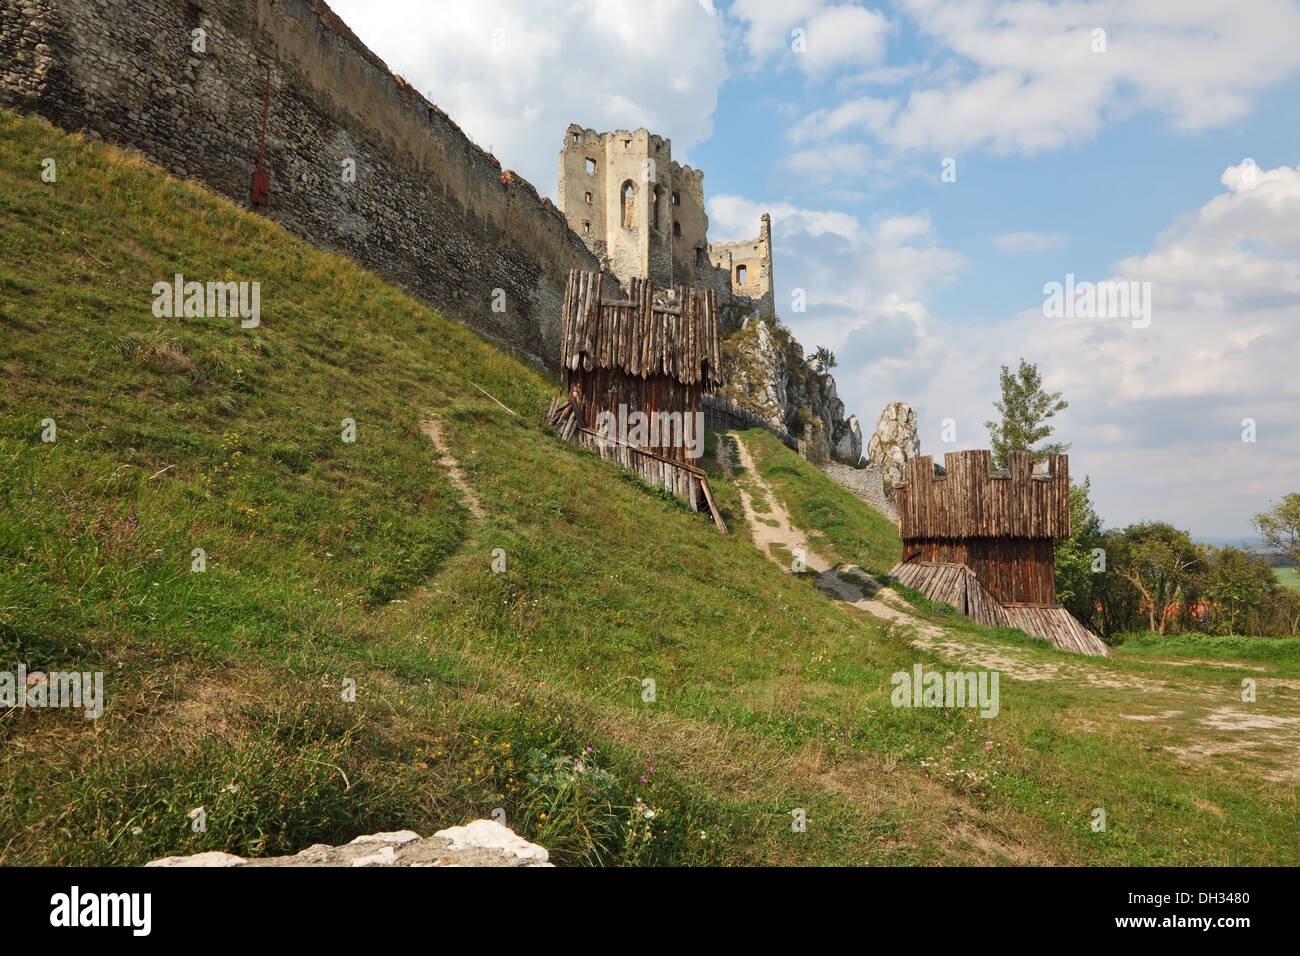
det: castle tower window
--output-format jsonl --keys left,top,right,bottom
{"left": 651, "top": 186, "right": 661, "bottom": 230}
{"left": 584, "top": 191, "right": 592, "bottom": 204}
{"left": 673, "top": 221, "right": 681, "bottom": 237}
{"left": 672, "top": 191, "right": 680, "bottom": 206}
{"left": 572, "top": 132, "right": 579, "bottom": 144}
{"left": 624, "top": 139, "right": 631, "bottom": 149}
{"left": 736, "top": 264, "right": 747, "bottom": 285}
{"left": 582, "top": 221, "right": 591, "bottom": 236}
{"left": 585, "top": 158, "right": 597, "bottom": 175}
{"left": 620, "top": 180, "right": 636, "bottom": 229}
{"left": 696, "top": 247, "right": 705, "bottom": 266}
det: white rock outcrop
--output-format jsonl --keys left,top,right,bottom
{"left": 866, "top": 402, "right": 920, "bottom": 501}
{"left": 834, "top": 414, "right": 863, "bottom": 464}
{"left": 145, "top": 820, "right": 552, "bottom": 868}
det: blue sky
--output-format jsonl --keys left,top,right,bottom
{"left": 331, "top": 0, "right": 1300, "bottom": 539}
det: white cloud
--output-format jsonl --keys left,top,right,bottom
{"left": 754, "top": 0, "right": 1300, "bottom": 158}
{"left": 888, "top": 0, "right": 1300, "bottom": 154}
{"left": 774, "top": 142, "right": 878, "bottom": 182}
{"left": 729, "top": 0, "right": 890, "bottom": 76}
{"left": 327, "top": 0, "right": 728, "bottom": 195}
{"left": 787, "top": 95, "right": 896, "bottom": 145}
{"left": 708, "top": 194, "right": 861, "bottom": 243}
{"left": 992, "top": 232, "right": 1068, "bottom": 253}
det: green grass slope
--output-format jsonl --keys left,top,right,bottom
{"left": 2, "top": 111, "right": 1297, "bottom": 866}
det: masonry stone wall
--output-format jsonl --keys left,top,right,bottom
{"left": 672, "top": 164, "right": 709, "bottom": 281}
{"left": 0, "top": 0, "right": 603, "bottom": 373}
{"left": 820, "top": 461, "right": 899, "bottom": 522}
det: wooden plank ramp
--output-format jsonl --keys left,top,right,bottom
{"left": 889, "top": 561, "right": 1109, "bottom": 656}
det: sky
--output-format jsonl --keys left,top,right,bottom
{"left": 329, "top": 0, "right": 1300, "bottom": 539}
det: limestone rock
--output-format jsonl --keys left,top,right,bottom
{"left": 146, "top": 850, "right": 245, "bottom": 868}
{"left": 833, "top": 414, "right": 863, "bottom": 464}
{"left": 866, "top": 402, "right": 920, "bottom": 501}
{"left": 145, "top": 820, "right": 552, "bottom": 868}
{"left": 719, "top": 319, "right": 860, "bottom": 464}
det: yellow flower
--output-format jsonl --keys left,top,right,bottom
{"left": 539, "top": 812, "right": 548, "bottom": 820}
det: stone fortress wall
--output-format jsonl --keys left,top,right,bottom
{"left": 0, "top": 0, "right": 605, "bottom": 372}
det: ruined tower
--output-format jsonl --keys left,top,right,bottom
{"left": 707, "top": 212, "right": 775, "bottom": 318}
{"left": 558, "top": 124, "right": 774, "bottom": 318}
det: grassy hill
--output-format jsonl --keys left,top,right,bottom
{"left": 2, "top": 110, "right": 1297, "bottom": 866}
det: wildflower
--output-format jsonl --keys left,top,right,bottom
{"left": 539, "top": 812, "right": 548, "bottom": 821}
{"left": 131, "top": 827, "right": 143, "bottom": 836}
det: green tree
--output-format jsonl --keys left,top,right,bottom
{"left": 1091, "top": 529, "right": 1144, "bottom": 637}
{"left": 1253, "top": 493, "right": 1300, "bottom": 574}
{"left": 811, "top": 346, "right": 837, "bottom": 372}
{"left": 983, "top": 358, "right": 1070, "bottom": 469}
{"left": 1054, "top": 477, "right": 1104, "bottom": 628}
{"left": 1113, "top": 522, "right": 1204, "bottom": 634}
{"left": 1203, "top": 546, "right": 1278, "bottom": 636}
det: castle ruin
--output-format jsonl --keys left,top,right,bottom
{"left": 557, "top": 125, "right": 775, "bottom": 320}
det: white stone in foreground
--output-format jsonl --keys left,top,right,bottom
{"left": 433, "top": 819, "right": 551, "bottom": 865}
{"left": 145, "top": 821, "right": 551, "bottom": 867}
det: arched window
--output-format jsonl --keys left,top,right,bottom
{"left": 736, "top": 264, "right": 747, "bottom": 285}
{"left": 651, "top": 186, "right": 661, "bottom": 230}
{"left": 673, "top": 221, "right": 681, "bottom": 237}
{"left": 621, "top": 180, "right": 636, "bottom": 229}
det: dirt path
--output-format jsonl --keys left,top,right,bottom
{"left": 719, "top": 433, "right": 941, "bottom": 634}
{"left": 419, "top": 417, "right": 485, "bottom": 518}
